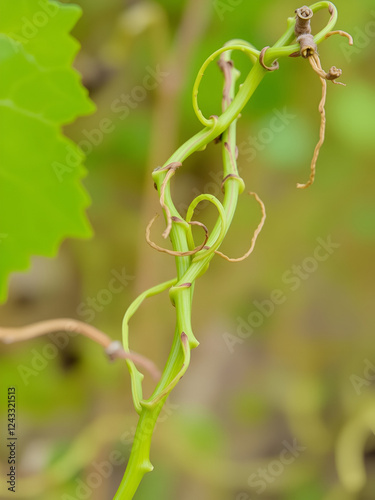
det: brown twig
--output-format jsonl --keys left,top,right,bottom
{"left": 221, "top": 173, "right": 244, "bottom": 193}
{"left": 217, "top": 58, "right": 233, "bottom": 109}
{"left": 0, "top": 319, "right": 161, "bottom": 380}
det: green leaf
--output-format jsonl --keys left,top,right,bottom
{"left": 0, "top": 0, "right": 95, "bottom": 302}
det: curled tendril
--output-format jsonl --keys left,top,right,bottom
{"left": 225, "top": 39, "right": 259, "bottom": 64}
{"left": 121, "top": 278, "right": 177, "bottom": 414}
{"left": 215, "top": 192, "right": 266, "bottom": 262}
{"left": 146, "top": 214, "right": 209, "bottom": 257}
{"left": 141, "top": 332, "right": 190, "bottom": 410}
{"left": 309, "top": 2, "right": 338, "bottom": 39}
{"left": 259, "top": 46, "right": 279, "bottom": 71}
{"left": 192, "top": 43, "right": 260, "bottom": 127}
{"left": 185, "top": 193, "right": 227, "bottom": 261}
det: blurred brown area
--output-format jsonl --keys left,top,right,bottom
{"left": 1, "top": 0, "right": 375, "bottom": 499}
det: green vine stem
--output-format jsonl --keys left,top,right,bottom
{"left": 114, "top": 3, "right": 351, "bottom": 498}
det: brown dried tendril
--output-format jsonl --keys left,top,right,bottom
{"left": 215, "top": 192, "right": 266, "bottom": 262}
{"left": 259, "top": 46, "right": 279, "bottom": 71}
{"left": 146, "top": 214, "right": 209, "bottom": 257}
{"left": 294, "top": 4, "right": 351, "bottom": 189}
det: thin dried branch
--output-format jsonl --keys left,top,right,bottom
{"left": 0, "top": 319, "right": 161, "bottom": 379}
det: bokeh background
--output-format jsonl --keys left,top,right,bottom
{"left": 1, "top": 0, "right": 375, "bottom": 499}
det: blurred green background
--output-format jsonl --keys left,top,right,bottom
{"left": 1, "top": 0, "right": 375, "bottom": 499}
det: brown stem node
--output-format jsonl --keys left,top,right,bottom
{"left": 328, "top": 2, "right": 335, "bottom": 21}
{"left": 295, "top": 6, "right": 317, "bottom": 57}
{"left": 178, "top": 283, "right": 192, "bottom": 288}
{"left": 221, "top": 174, "right": 244, "bottom": 194}
{"left": 297, "top": 34, "right": 317, "bottom": 58}
{"left": 295, "top": 6, "right": 314, "bottom": 23}
{"left": 218, "top": 57, "right": 234, "bottom": 109}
